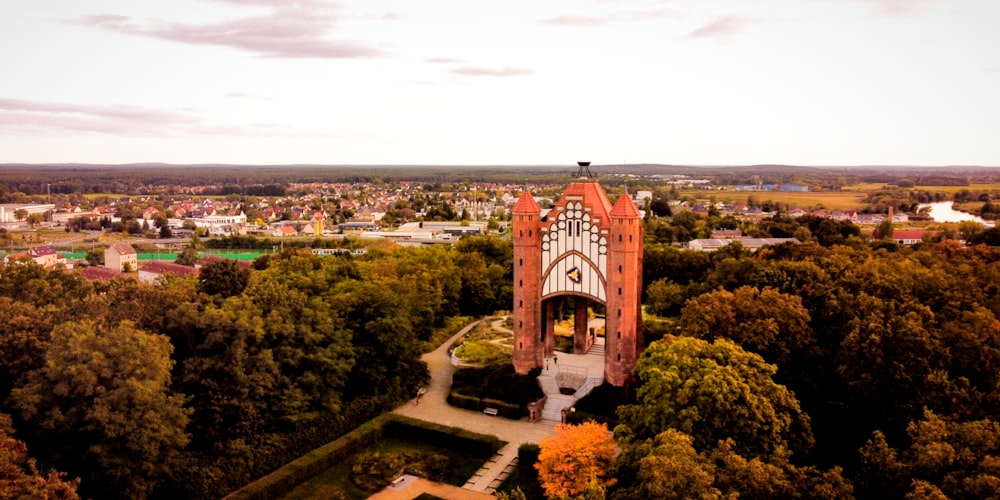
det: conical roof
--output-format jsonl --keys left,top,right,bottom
{"left": 610, "top": 193, "right": 640, "bottom": 218}
{"left": 512, "top": 191, "right": 540, "bottom": 214}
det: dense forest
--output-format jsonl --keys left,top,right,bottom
{"left": 597, "top": 236, "right": 1000, "bottom": 499}
{"left": 6, "top": 196, "right": 1000, "bottom": 498}
{"left": 0, "top": 237, "right": 512, "bottom": 499}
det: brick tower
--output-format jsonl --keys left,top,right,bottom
{"left": 605, "top": 193, "right": 644, "bottom": 386}
{"left": 513, "top": 190, "right": 543, "bottom": 374}
{"left": 512, "top": 163, "right": 644, "bottom": 386}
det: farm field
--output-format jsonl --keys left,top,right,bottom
{"left": 678, "top": 188, "right": 867, "bottom": 211}
{"left": 843, "top": 182, "right": 1000, "bottom": 193}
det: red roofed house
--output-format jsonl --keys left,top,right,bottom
{"left": 81, "top": 266, "right": 124, "bottom": 282}
{"left": 138, "top": 261, "right": 198, "bottom": 284}
{"left": 271, "top": 225, "right": 298, "bottom": 237}
{"left": 3, "top": 252, "right": 30, "bottom": 266}
{"left": 27, "top": 245, "right": 66, "bottom": 269}
{"left": 892, "top": 230, "right": 938, "bottom": 245}
{"left": 105, "top": 243, "right": 138, "bottom": 272}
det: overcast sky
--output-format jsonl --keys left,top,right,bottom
{"left": 1, "top": 0, "right": 998, "bottom": 166}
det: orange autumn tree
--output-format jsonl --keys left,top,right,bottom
{"left": 536, "top": 420, "right": 617, "bottom": 497}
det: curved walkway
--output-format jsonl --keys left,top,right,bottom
{"left": 392, "top": 318, "right": 558, "bottom": 494}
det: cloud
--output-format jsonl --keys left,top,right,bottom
{"left": 0, "top": 97, "right": 275, "bottom": 137}
{"left": 867, "top": 0, "right": 938, "bottom": 15}
{"left": 541, "top": 9, "right": 677, "bottom": 26}
{"left": 226, "top": 91, "right": 272, "bottom": 100}
{"left": 69, "top": 1, "right": 385, "bottom": 59}
{"left": 451, "top": 67, "right": 533, "bottom": 77}
{"left": 426, "top": 57, "right": 465, "bottom": 64}
{"left": 686, "top": 16, "right": 754, "bottom": 40}
{"left": 815, "top": 0, "right": 939, "bottom": 16}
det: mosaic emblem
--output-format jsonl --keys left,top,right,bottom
{"left": 567, "top": 266, "right": 582, "bottom": 284}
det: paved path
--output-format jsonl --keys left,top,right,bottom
{"left": 389, "top": 316, "right": 610, "bottom": 496}
{"left": 392, "top": 318, "right": 558, "bottom": 494}
{"left": 368, "top": 476, "right": 494, "bottom": 500}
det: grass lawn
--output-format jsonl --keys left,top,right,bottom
{"left": 280, "top": 435, "right": 493, "bottom": 500}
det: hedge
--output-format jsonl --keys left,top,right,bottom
{"left": 222, "top": 413, "right": 391, "bottom": 500}
{"left": 223, "top": 414, "right": 505, "bottom": 500}
{"left": 481, "top": 398, "right": 524, "bottom": 419}
{"left": 383, "top": 416, "right": 505, "bottom": 456}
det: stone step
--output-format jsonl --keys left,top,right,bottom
{"left": 541, "top": 395, "right": 575, "bottom": 421}
{"left": 537, "top": 375, "right": 559, "bottom": 395}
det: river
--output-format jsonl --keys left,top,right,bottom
{"left": 919, "top": 201, "right": 990, "bottom": 224}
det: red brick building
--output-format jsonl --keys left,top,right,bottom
{"left": 512, "top": 164, "right": 643, "bottom": 386}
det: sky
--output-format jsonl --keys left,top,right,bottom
{"left": 1, "top": 0, "right": 999, "bottom": 166}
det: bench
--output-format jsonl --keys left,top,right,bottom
{"left": 483, "top": 407, "right": 498, "bottom": 416}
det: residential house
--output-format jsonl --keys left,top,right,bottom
{"left": 891, "top": 230, "right": 937, "bottom": 245}
{"left": 138, "top": 261, "right": 198, "bottom": 284}
{"left": 105, "top": 242, "right": 138, "bottom": 272}
{"left": 27, "top": 245, "right": 65, "bottom": 268}
{"left": 80, "top": 266, "right": 124, "bottom": 282}
{"left": 272, "top": 225, "right": 299, "bottom": 237}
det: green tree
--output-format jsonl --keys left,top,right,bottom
{"left": 9, "top": 320, "right": 190, "bottom": 498}
{"left": 614, "top": 429, "right": 722, "bottom": 500}
{"left": 873, "top": 219, "right": 894, "bottom": 240}
{"left": 618, "top": 336, "right": 813, "bottom": 458}
{"left": 12, "top": 209, "right": 27, "bottom": 222}
{"left": 175, "top": 247, "right": 199, "bottom": 266}
{"left": 25, "top": 213, "right": 43, "bottom": 228}
{"left": 644, "top": 278, "right": 686, "bottom": 317}
{"left": 837, "top": 294, "right": 940, "bottom": 428}
{"left": 85, "top": 248, "right": 103, "bottom": 266}
{"left": 197, "top": 259, "right": 250, "bottom": 298}
{"left": 678, "top": 286, "right": 814, "bottom": 366}
{"left": 0, "top": 413, "right": 80, "bottom": 499}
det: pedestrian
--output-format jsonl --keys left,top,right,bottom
{"left": 554, "top": 355, "right": 558, "bottom": 365}
{"left": 545, "top": 359, "right": 550, "bottom": 370}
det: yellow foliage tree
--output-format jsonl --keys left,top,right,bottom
{"left": 535, "top": 421, "right": 617, "bottom": 497}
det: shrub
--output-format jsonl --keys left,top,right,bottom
{"left": 350, "top": 450, "right": 449, "bottom": 492}
{"left": 496, "top": 443, "right": 545, "bottom": 500}
{"left": 449, "top": 364, "right": 544, "bottom": 418}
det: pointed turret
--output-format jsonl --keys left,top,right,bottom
{"left": 513, "top": 191, "right": 540, "bottom": 214}
{"left": 610, "top": 193, "right": 640, "bottom": 218}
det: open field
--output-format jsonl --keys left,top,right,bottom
{"left": 679, "top": 189, "right": 867, "bottom": 211}
{"left": 843, "top": 183, "right": 1000, "bottom": 193}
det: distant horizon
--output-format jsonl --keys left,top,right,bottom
{"left": 2, "top": 162, "right": 1000, "bottom": 170}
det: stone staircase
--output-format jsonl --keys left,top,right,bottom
{"left": 588, "top": 339, "right": 605, "bottom": 356}
{"left": 536, "top": 338, "right": 607, "bottom": 422}
{"left": 464, "top": 443, "right": 519, "bottom": 494}
{"left": 541, "top": 394, "right": 575, "bottom": 422}
{"left": 537, "top": 374, "right": 559, "bottom": 395}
